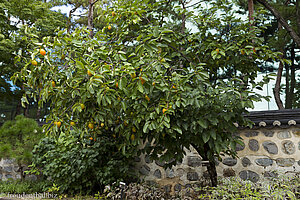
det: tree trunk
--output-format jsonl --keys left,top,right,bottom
{"left": 296, "top": 0, "right": 300, "bottom": 33}
{"left": 192, "top": 143, "right": 218, "bottom": 187}
{"left": 256, "top": 0, "right": 300, "bottom": 48}
{"left": 273, "top": 51, "right": 285, "bottom": 110}
{"left": 88, "top": 0, "right": 94, "bottom": 38}
{"left": 287, "top": 44, "right": 296, "bottom": 108}
{"left": 67, "top": 6, "right": 79, "bottom": 33}
{"left": 248, "top": 0, "right": 254, "bottom": 22}
{"left": 285, "top": 61, "right": 290, "bottom": 108}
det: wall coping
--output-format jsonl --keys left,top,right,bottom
{"left": 245, "top": 108, "right": 300, "bottom": 129}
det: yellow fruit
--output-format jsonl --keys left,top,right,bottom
{"left": 131, "top": 134, "right": 135, "bottom": 141}
{"left": 169, "top": 105, "right": 172, "bottom": 109}
{"left": 145, "top": 95, "right": 150, "bottom": 102}
{"left": 51, "top": 81, "right": 55, "bottom": 87}
{"left": 61, "top": 54, "right": 65, "bottom": 60}
{"left": 172, "top": 85, "right": 176, "bottom": 89}
{"left": 132, "top": 127, "right": 137, "bottom": 133}
{"left": 117, "top": 97, "right": 121, "bottom": 101}
{"left": 89, "top": 137, "right": 93, "bottom": 140}
{"left": 160, "top": 58, "right": 165, "bottom": 62}
{"left": 101, "top": 123, "right": 105, "bottom": 127}
{"left": 70, "top": 121, "right": 75, "bottom": 126}
{"left": 56, "top": 121, "right": 61, "bottom": 128}
{"left": 152, "top": 82, "right": 156, "bottom": 86}
{"left": 162, "top": 108, "right": 167, "bottom": 114}
{"left": 131, "top": 73, "right": 136, "bottom": 78}
{"left": 53, "top": 121, "right": 57, "bottom": 125}
{"left": 31, "top": 60, "right": 38, "bottom": 66}
{"left": 80, "top": 104, "right": 85, "bottom": 110}
{"left": 112, "top": 11, "right": 116, "bottom": 16}
{"left": 88, "top": 123, "right": 94, "bottom": 129}
{"left": 108, "top": 25, "right": 112, "bottom": 30}
{"left": 113, "top": 134, "right": 116, "bottom": 138}
{"left": 116, "top": 82, "right": 119, "bottom": 88}
{"left": 253, "top": 48, "right": 256, "bottom": 53}
{"left": 216, "top": 48, "right": 219, "bottom": 54}
{"left": 188, "top": 39, "right": 192, "bottom": 42}
{"left": 241, "top": 49, "right": 245, "bottom": 55}
{"left": 139, "top": 76, "right": 146, "bottom": 85}
{"left": 87, "top": 70, "right": 92, "bottom": 77}
{"left": 40, "top": 49, "right": 46, "bottom": 56}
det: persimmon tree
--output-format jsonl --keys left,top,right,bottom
{"left": 13, "top": 0, "right": 282, "bottom": 186}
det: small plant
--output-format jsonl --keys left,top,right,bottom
{"left": 0, "top": 179, "right": 51, "bottom": 194}
{"left": 0, "top": 115, "right": 43, "bottom": 180}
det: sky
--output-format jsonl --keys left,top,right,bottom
{"left": 51, "top": 2, "right": 281, "bottom": 111}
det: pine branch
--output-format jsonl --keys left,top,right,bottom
{"left": 256, "top": 0, "right": 300, "bottom": 48}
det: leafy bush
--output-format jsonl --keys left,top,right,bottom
{"left": 31, "top": 130, "right": 137, "bottom": 195}
{"left": 199, "top": 176, "right": 299, "bottom": 200}
{"left": 0, "top": 115, "right": 43, "bottom": 179}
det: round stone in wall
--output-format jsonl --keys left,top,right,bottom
{"left": 262, "top": 141, "right": 278, "bottom": 154}
{"left": 239, "top": 170, "right": 259, "bottom": 182}
{"left": 187, "top": 172, "right": 199, "bottom": 181}
{"left": 235, "top": 142, "right": 245, "bottom": 151}
{"left": 223, "top": 168, "right": 235, "bottom": 177}
{"left": 255, "top": 158, "right": 273, "bottom": 167}
{"left": 165, "top": 168, "right": 175, "bottom": 178}
{"left": 263, "top": 131, "right": 274, "bottom": 137}
{"left": 187, "top": 156, "right": 202, "bottom": 167}
{"left": 264, "top": 171, "right": 278, "bottom": 178}
{"left": 242, "top": 157, "right": 251, "bottom": 167}
{"left": 139, "top": 165, "right": 150, "bottom": 175}
{"left": 276, "top": 158, "right": 295, "bottom": 167}
{"left": 298, "top": 160, "right": 300, "bottom": 166}
{"left": 249, "top": 139, "right": 259, "bottom": 151}
{"left": 222, "top": 158, "right": 237, "bottom": 166}
{"left": 155, "top": 160, "right": 165, "bottom": 167}
{"left": 144, "top": 155, "right": 152, "bottom": 163}
{"left": 176, "top": 168, "right": 185, "bottom": 177}
{"left": 3, "top": 166, "right": 12, "bottom": 173}
{"left": 245, "top": 131, "right": 259, "bottom": 137}
{"left": 281, "top": 140, "right": 295, "bottom": 155}
{"left": 277, "top": 131, "right": 291, "bottom": 139}
{"left": 5, "top": 174, "right": 13, "bottom": 179}
{"left": 153, "top": 169, "right": 162, "bottom": 178}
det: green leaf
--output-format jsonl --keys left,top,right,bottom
{"left": 143, "top": 121, "right": 150, "bottom": 133}
{"left": 202, "top": 132, "right": 210, "bottom": 143}
{"left": 137, "top": 81, "right": 144, "bottom": 93}
{"left": 173, "top": 126, "right": 182, "bottom": 134}
{"left": 198, "top": 119, "right": 208, "bottom": 128}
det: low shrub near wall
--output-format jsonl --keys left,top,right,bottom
{"left": 30, "top": 130, "right": 137, "bottom": 195}
{"left": 99, "top": 175, "right": 300, "bottom": 199}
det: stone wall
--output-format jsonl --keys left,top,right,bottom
{"left": 0, "top": 159, "right": 36, "bottom": 181}
{"left": 135, "top": 127, "right": 300, "bottom": 191}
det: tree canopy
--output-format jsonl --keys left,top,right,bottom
{"left": 13, "top": 0, "right": 283, "bottom": 186}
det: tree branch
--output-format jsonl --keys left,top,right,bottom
{"left": 256, "top": 0, "right": 300, "bottom": 48}
{"left": 296, "top": 0, "right": 300, "bottom": 34}
{"left": 167, "top": 44, "right": 192, "bottom": 63}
